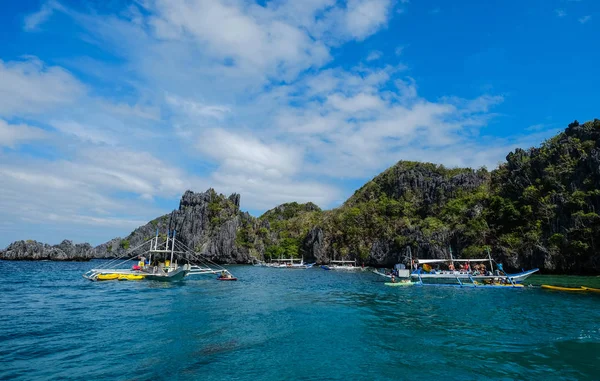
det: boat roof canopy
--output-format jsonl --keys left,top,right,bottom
{"left": 271, "top": 258, "right": 302, "bottom": 262}
{"left": 417, "top": 258, "right": 490, "bottom": 264}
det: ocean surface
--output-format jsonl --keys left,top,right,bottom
{"left": 1, "top": 260, "right": 599, "bottom": 381}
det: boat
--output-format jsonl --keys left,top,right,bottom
{"left": 265, "top": 257, "right": 314, "bottom": 269}
{"left": 409, "top": 248, "right": 538, "bottom": 286}
{"left": 321, "top": 259, "right": 366, "bottom": 271}
{"left": 541, "top": 285, "right": 587, "bottom": 292}
{"left": 384, "top": 281, "right": 414, "bottom": 287}
{"left": 83, "top": 229, "right": 236, "bottom": 282}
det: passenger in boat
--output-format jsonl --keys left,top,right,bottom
{"left": 391, "top": 274, "right": 396, "bottom": 283}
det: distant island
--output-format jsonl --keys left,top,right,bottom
{"left": 2, "top": 119, "right": 600, "bottom": 275}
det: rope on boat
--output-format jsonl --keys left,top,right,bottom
{"left": 171, "top": 240, "right": 230, "bottom": 272}
{"left": 98, "top": 238, "right": 155, "bottom": 268}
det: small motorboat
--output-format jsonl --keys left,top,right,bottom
{"left": 217, "top": 276, "right": 237, "bottom": 281}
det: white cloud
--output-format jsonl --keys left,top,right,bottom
{"left": 23, "top": 0, "right": 64, "bottom": 31}
{"left": 50, "top": 120, "right": 117, "bottom": 145}
{"left": 198, "top": 128, "right": 302, "bottom": 179}
{"left": 341, "top": 0, "right": 392, "bottom": 40}
{"left": 166, "top": 94, "right": 231, "bottom": 120}
{"left": 579, "top": 15, "right": 592, "bottom": 24}
{"left": 366, "top": 50, "right": 383, "bottom": 61}
{"left": 555, "top": 9, "right": 567, "bottom": 18}
{"left": 0, "top": 57, "right": 84, "bottom": 116}
{"left": 269, "top": 66, "right": 508, "bottom": 178}
{"left": 0, "top": 120, "right": 46, "bottom": 148}
{"left": 0, "top": 146, "right": 206, "bottom": 240}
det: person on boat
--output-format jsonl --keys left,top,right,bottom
{"left": 448, "top": 263, "right": 455, "bottom": 271}
{"left": 391, "top": 274, "right": 396, "bottom": 283}
{"left": 220, "top": 270, "right": 226, "bottom": 278}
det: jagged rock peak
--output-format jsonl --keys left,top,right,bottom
{"left": 179, "top": 189, "right": 241, "bottom": 212}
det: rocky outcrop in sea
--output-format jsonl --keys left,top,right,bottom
{"left": 0, "top": 240, "right": 96, "bottom": 261}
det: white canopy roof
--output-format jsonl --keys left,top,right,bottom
{"left": 417, "top": 258, "right": 490, "bottom": 264}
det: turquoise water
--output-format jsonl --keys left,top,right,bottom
{"left": 1, "top": 261, "right": 599, "bottom": 380}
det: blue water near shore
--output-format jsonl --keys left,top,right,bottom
{"left": 1, "top": 260, "right": 599, "bottom": 380}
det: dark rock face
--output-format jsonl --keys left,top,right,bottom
{"left": 0, "top": 240, "right": 95, "bottom": 261}
{"left": 301, "top": 227, "right": 326, "bottom": 263}
{"left": 92, "top": 189, "right": 252, "bottom": 264}
{"left": 167, "top": 190, "right": 251, "bottom": 264}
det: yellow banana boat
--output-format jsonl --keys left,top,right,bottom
{"left": 582, "top": 286, "right": 600, "bottom": 293}
{"left": 97, "top": 273, "right": 120, "bottom": 281}
{"left": 118, "top": 274, "right": 145, "bottom": 281}
{"left": 541, "top": 285, "right": 586, "bottom": 292}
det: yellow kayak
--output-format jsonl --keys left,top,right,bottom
{"left": 97, "top": 273, "right": 120, "bottom": 281}
{"left": 118, "top": 274, "right": 145, "bottom": 281}
{"left": 541, "top": 285, "right": 586, "bottom": 292}
{"left": 385, "top": 281, "right": 414, "bottom": 287}
{"left": 582, "top": 286, "right": 600, "bottom": 293}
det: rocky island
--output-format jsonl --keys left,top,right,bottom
{"left": 2, "top": 119, "right": 600, "bottom": 274}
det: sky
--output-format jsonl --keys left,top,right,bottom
{"left": 0, "top": 0, "right": 598, "bottom": 247}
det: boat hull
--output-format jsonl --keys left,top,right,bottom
{"left": 411, "top": 268, "right": 539, "bottom": 283}
{"left": 323, "top": 266, "right": 366, "bottom": 271}
{"left": 144, "top": 268, "right": 188, "bottom": 282}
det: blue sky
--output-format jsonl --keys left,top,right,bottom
{"left": 0, "top": 0, "right": 598, "bottom": 247}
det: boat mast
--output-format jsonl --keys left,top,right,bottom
{"left": 449, "top": 246, "right": 455, "bottom": 270}
{"left": 487, "top": 247, "right": 494, "bottom": 273}
{"left": 170, "top": 230, "right": 176, "bottom": 269}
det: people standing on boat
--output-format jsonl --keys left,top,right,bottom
{"left": 391, "top": 274, "right": 396, "bottom": 283}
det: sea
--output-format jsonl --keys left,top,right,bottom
{"left": 1, "top": 260, "right": 599, "bottom": 381}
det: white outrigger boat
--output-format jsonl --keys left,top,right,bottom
{"left": 83, "top": 230, "right": 235, "bottom": 282}
{"left": 374, "top": 248, "right": 538, "bottom": 288}
{"left": 265, "top": 257, "right": 315, "bottom": 269}
{"left": 321, "top": 259, "right": 366, "bottom": 271}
